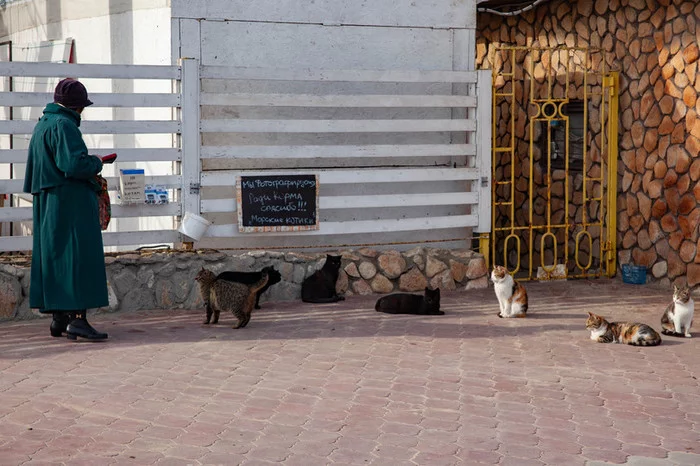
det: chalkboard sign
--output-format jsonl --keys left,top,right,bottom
{"left": 236, "top": 174, "right": 319, "bottom": 232}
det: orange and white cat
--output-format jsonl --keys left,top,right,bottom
{"left": 491, "top": 265, "right": 528, "bottom": 318}
{"left": 660, "top": 284, "right": 694, "bottom": 338}
{"left": 586, "top": 312, "right": 661, "bottom": 346}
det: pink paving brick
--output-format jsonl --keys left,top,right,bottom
{"left": 0, "top": 280, "right": 698, "bottom": 465}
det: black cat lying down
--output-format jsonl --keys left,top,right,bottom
{"left": 375, "top": 287, "right": 442, "bottom": 315}
{"left": 217, "top": 266, "right": 282, "bottom": 309}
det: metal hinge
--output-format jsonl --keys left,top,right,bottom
{"left": 481, "top": 176, "right": 489, "bottom": 187}
{"left": 189, "top": 182, "right": 200, "bottom": 194}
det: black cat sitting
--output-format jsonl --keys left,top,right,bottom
{"left": 217, "top": 265, "right": 282, "bottom": 309}
{"left": 375, "top": 287, "right": 442, "bottom": 315}
{"left": 301, "top": 254, "right": 345, "bottom": 303}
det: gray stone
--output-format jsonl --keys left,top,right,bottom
{"left": 201, "top": 253, "right": 227, "bottom": 261}
{"left": 104, "top": 256, "right": 117, "bottom": 265}
{"left": 359, "top": 261, "right": 377, "bottom": 280}
{"left": 116, "top": 253, "right": 141, "bottom": 264}
{"left": 112, "top": 268, "right": 139, "bottom": 296}
{"left": 137, "top": 267, "right": 156, "bottom": 289}
{"left": 101, "top": 284, "right": 119, "bottom": 311}
{"left": 0, "top": 272, "right": 22, "bottom": 319}
{"left": 171, "top": 271, "right": 195, "bottom": 302}
{"left": 184, "top": 283, "right": 205, "bottom": 310}
{"left": 153, "top": 272, "right": 192, "bottom": 307}
{"left": 121, "top": 288, "right": 155, "bottom": 311}
{"left": 0, "top": 264, "right": 24, "bottom": 278}
{"left": 465, "top": 276, "right": 489, "bottom": 290}
{"left": 430, "top": 269, "right": 456, "bottom": 291}
{"left": 344, "top": 262, "right": 361, "bottom": 278}
{"left": 158, "top": 262, "right": 177, "bottom": 276}
{"left": 267, "top": 281, "right": 301, "bottom": 302}
{"left": 293, "top": 264, "right": 307, "bottom": 283}
{"left": 278, "top": 262, "right": 295, "bottom": 281}
{"left": 425, "top": 256, "right": 448, "bottom": 278}
{"left": 371, "top": 274, "right": 394, "bottom": 293}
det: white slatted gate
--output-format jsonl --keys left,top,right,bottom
{"left": 193, "top": 64, "right": 492, "bottom": 250}
{"left": 0, "top": 60, "right": 492, "bottom": 252}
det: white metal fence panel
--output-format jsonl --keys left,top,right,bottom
{"left": 0, "top": 61, "right": 182, "bottom": 252}
{"left": 197, "top": 64, "right": 492, "bottom": 250}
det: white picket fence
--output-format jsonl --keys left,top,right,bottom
{"left": 0, "top": 60, "right": 492, "bottom": 252}
{"left": 0, "top": 61, "right": 182, "bottom": 252}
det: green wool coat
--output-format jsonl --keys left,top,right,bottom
{"left": 23, "top": 103, "right": 108, "bottom": 311}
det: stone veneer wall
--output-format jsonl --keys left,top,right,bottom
{"left": 477, "top": 0, "right": 700, "bottom": 287}
{"left": 0, "top": 248, "right": 488, "bottom": 320}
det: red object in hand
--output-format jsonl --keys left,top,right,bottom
{"left": 101, "top": 153, "right": 117, "bottom": 164}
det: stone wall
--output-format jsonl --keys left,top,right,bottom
{"left": 477, "top": 0, "right": 700, "bottom": 286}
{"left": 0, "top": 247, "right": 489, "bottom": 321}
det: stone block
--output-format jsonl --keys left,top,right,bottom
{"left": 399, "top": 268, "right": 428, "bottom": 292}
{"left": 466, "top": 257, "right": 488, "bottom": 279}
{"left": 652, "top": 261, "right": 668, "bottom": 278}
{"left": 449, "top": 260, "right": 467, "bottom": 283}
{"left": 336, "top": 270, "right": 349, "bottom": 294}
{"left": 377, "top": 254, "right": 405, "bottom": 279}
{"left": 688, "top": 264, "right": 700, "bottom": 287}
{"left": 344, "top": 262, "right": 360, "bottom": 278}
{"left": 0, "top": 272, "right": 22, "bottom": 319}
{"left": 112, "top": 268, "right": 139, "bottom": 296}
{"left": 359, "top": 261, "right": 377, "bottom": 280}
{"left": 465, "top": 276, "right": 489, "bottom": 290}
{"left": 352, "top": 279, "right": 373, "bottom": 295}
{"left": 430, "top": 269, "right": 456, "bottom": 291}
{"left": 370, "top": 274, "right": 394, "bottom": 294}
{"left": 425, "top": 256, "right": 448, "bottom": 278}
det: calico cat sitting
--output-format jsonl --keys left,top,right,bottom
{"left": 660, "top": 284, "right": 694, "bottom": 338}
{"left": 491, "top": 265, "right": 528, "bottom": 318}
{"left": 375, "top": 287, "right": 442, "bottom": 315}
{"left": 586, "top": 312, "right": 661, "bottom": 346}
{"left": 195, "top": 267, "right": 269, "bottom": 329}
{"left": 301, "top": 254, "right": 345, "bottom": 303}
{"left": 217, "top": 266, "right": 282, "bottom": 309}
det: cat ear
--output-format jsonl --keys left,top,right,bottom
{"left": 587, "top": 311, "right": 594, "bottom": 317}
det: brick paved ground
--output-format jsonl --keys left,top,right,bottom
{"left": 1, "top": 279, "right": 699, "bottom": 465}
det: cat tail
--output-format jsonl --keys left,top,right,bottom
{"left": 633, "top": 328, "right": 662, "bottom": 346}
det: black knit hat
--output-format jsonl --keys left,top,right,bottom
{"left": 53, "top": 78, "right": 93, "bottom": 109}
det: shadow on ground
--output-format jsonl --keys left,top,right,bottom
{"left": 0, "top": 279, "right": 683, "bottom": 359}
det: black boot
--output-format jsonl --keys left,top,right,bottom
{"left": 66, "top": 312, "right": 108, "bottom": 341}
{"left": 49, "top": 312, "right": 72, "bottom": 338}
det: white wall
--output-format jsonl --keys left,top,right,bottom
{"left": 172, "top": 0, "right": 481, "bottom": 251}
{"left": 0, "top": 1, "right": 175, "bottom": 248}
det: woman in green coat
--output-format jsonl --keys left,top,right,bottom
{"left": 24, "top": 78, "right": 109, "bottom": 341}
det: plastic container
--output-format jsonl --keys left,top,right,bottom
{"left": 179, "top": 212, "right": 211, "bottom": 241}
{"left": 621, "top": 263, "right": 647, "bottom": 285}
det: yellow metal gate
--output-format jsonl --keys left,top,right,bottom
{"left": 489, "top": 47, "right": 619, "bottom": 280}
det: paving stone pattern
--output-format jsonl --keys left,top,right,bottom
{"left": 0, "top": 279, "right": 699, "bottom": 465}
